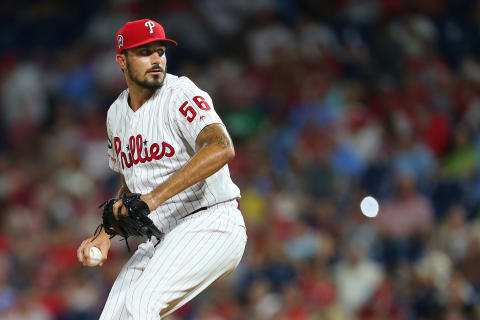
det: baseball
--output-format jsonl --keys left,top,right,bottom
{"left": 87, "top": 247, "right": 102, "bottom": 267}
{"left": 360, "top": 196, "right": 379, "bottom": 218}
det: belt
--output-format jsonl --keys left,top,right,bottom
{"left": 182, "top": 200, "right": 240, "bottom": 219}
{"left": 190, "top": 206, "right": 208, "bottom": 215}
{"left": 182, "top": 206, "right": 207, "bottom": 219}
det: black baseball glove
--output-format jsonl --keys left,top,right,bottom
{"left": 92, "top": 193, "right": 164, "bottom": 251}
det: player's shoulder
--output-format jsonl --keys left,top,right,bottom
{"left": 107, "top": 89, "right": 129, "bottom": 118}
{"left": 164, "top": 73, "right": 204, "bottom": 96}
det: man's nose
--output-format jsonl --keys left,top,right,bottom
{"left": 150, "top": 51, "right": 163, "bottom": 64}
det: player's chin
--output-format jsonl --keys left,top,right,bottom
{"left": 142, "top": 77, "right": 164, "bottom": 89}
{"left": 147, "top": 74, "right": 164, "bottom": 85}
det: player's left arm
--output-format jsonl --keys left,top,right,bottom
{"left": 140, "top": 123, "right": 234, "bottom": 210}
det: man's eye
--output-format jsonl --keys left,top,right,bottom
{"left": 141, "top": 50, "right": 151, "bottom": 55}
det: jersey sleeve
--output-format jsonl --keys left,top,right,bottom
{"left": 170, "top": 78, "right": 224, "bottom": 149}
{"left": 106, "top": 114, "right": 121, "bottom": 173}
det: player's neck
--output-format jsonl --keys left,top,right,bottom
{"left": 127, "top": 86, "right": 156, "bottom": 112}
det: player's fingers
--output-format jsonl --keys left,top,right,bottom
{"left": 77, "top": 240, "right": 88, "bottom": 264}
{"left": 82, "top": 242, "right": 93, "bottom": 264}
{"left": 113, "top": 199, "right": 124, "bottom": 220}
{"left": 77, "top": 241, "right": 85, "bottom": 263}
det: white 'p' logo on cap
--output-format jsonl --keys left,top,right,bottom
{"left": 145, "top": 21, "right": 155, "bottom": 34}
{"left": 118, "top": 35, "right": 124, "bottom": 48}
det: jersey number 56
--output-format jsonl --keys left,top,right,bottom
{"left": 179, "top": 96, "right": 211, "bottom": 122}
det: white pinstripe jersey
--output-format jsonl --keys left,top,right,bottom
{"left": 106, "top": 73, "right": 241, "bottom": 231}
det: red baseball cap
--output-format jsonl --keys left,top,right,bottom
{"left": 115, "top": 19, "right": 177, "bottom": 54}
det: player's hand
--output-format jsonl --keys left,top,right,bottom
{"left": 113, "top": 199, "right": 128, "bottom": 220}
{"left": 77, "top": 232, "right": 111, "bottom": 267}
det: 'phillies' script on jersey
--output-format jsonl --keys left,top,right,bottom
{"left": 113, "top": 134, "right": 175, "bottom": 169}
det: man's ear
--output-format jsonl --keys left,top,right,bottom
{"left": 116, "top": 54, "right": 127, "bottom": 72}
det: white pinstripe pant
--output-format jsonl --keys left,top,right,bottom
{"left": 99, "top": 200, "right": 247, "bottom": 320}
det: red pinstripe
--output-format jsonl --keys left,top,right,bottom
{"left": 118, "top": 244, "right": 151, "bottom": 319}
{"left": 101, "top": 244, "right": 145, "bottom": 320}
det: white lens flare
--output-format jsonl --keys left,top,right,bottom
{"left": 360, "top": 196, "right": 379, "bottom": 218}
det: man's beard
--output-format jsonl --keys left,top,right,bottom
{"left": 126, "top": 60, "right": 166, "bottom": 90}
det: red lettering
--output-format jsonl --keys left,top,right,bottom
{"left": 193, "top": 96, "right": 211, "bottom": 110}
{"left": 129, "top": 136, "right": 138, "bottom": 164}
{"left": 114, "top": 135, "right": 175, "bottom": 169}
{"left": 114, "top": 137, "right": 122, "bottom": 156}
{"left": 121, "top": 151, "right": 132, "bottom": 169}
{"left": 150, "top": 143, "right": 160, "bottom": 160}
{"left": 136, "top": 135, "right": 146, "bottom": 163}
{"left": 162, "top": 142, "right": 175, "bottom": 157}
{"left": 179, "top": 101, "right": 197, "bottom": 122}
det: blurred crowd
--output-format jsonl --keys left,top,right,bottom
{"left": 1, "top": 0, "right": 480, "bottom": 319}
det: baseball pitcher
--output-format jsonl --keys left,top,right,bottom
{"left": 76, "top": 19, "right": 247, "bottom": 319}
